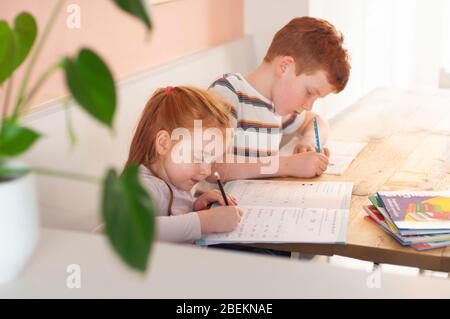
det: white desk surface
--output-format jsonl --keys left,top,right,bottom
{"left": 0, "top": 228, "right": 448, "bottom": 298}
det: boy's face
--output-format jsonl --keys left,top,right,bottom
{"left": 272, "top": 61, "right": 335, "bottom": 116}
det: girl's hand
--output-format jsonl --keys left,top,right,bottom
{"left": 197, "top": 206, "right": 243, "bottom": 234}
{"left": 193, "top": 189, "right": 237, "bottom": 211}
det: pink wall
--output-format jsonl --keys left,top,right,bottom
{"left": 0, "top": 0, "right": 243, "bottom": 113}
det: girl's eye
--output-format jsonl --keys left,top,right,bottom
{"left": 202, "top": 157, "right": 213, "bottom": 164}
{"left": 193, "top": 156, "right": 203, "bottom": 163}
{"left": 193, "top": 156, "right": 212, "bottom": 165}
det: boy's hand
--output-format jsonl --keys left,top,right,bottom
{"left": 293, "top": 137, "right": 331, "bottom": 157}
{"left": 193, "top": 189, "right": 237, "bottom": 211}
{"left": 293, "top": 142, "right": 315, "bottom": 153}
{"left": 294, "top": 144, "right": 331, "bottom": 157}
{"left": 197, "top": 206, "right": 243, "bottom": 234}
{"left": 285, "top": 151, "right": 329, "bottom": 178}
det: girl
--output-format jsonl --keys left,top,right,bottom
{"left": 125, "top": 86, "right": 242, "bottom": 243}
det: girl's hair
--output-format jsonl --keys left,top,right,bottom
{"left": 125, "top": 86, "right": 232, "bottom": 169}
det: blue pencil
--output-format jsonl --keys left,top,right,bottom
{"left": 313, "top": 117, "right": 321, "bottom": 153}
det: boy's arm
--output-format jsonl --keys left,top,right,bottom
{"left": 209, "top": 151, "right": 329, "bottom": 182}
{"left": 209, "top": 156, "right": 290, "bottom": 182}
{"left": 295, "top": 111, "right": 329, "bottom": 150}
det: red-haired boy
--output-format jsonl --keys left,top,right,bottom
{"left": 210, "top": 16, "right": 350, "bottom": 180}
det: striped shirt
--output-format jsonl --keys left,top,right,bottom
{"left": 209, "top": 73, "right": 305, "bottom": 158}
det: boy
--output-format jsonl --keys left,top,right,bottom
{"left": 209, "top": 16, "right": 350, "bottom": 181}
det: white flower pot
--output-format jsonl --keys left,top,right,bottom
{"left": 0, "top": 172, "right": 39, "bottom": 284}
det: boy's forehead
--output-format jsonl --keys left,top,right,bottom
{"left": 300, "top": 70, "right": 335, "bottom": 96}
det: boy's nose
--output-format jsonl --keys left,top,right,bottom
{"left": 303, "top": 97, "right": 317, "bottom": 111}
{"left": 303, "top": 102, "right": 313, "bottom": 111}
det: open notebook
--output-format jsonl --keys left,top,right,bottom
{"left": 279, "top": 137, "right": 367, "bottom": 175}
{"left": 197, "top": 180, "right": 353, "bottom": 246}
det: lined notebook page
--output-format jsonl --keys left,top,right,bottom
{"left": 279, "top": 138, "right": 367, "bottom": 175}
{"left": 197, "top": 180, "right": 353, "bottom": 245}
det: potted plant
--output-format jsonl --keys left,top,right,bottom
{"left": 0, "top": 0, "right": 156, "bottom": 283}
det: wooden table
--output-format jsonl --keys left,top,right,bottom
{"left": 249, "top": 87, "right": 450, "bottom": 272}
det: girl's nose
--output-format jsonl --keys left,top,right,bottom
{"left": 200, "top": 163, "right": 211, "bottom": 176}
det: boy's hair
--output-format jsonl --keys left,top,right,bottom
{"left": 264, "top": 16, "right": 350, "bottom": 92}
{"left": 126, "top": 86, "right": 232, "bottom": 168}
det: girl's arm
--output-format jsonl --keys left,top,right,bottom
{"left": 156, "top": 214, "right": 202, "bottom": 243}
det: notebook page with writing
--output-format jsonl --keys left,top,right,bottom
{"left": 197, "top": 180, "right": 353, "bottom": 245}
{"left": 279, "top": 137, "right": 367, "bottom": 175}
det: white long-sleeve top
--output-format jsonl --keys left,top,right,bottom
{"left": 139, "top": 165, "right": 202, "bottom": 243}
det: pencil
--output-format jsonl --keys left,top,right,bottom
{"left": 313, "top": 117, "right": 321, "bottom": 153}
{"left": 213, "top": 171, "right": 229, "bottom": 206}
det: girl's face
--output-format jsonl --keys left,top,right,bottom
{"left": 159, "top": 129, "right": 230, "bottom": 191}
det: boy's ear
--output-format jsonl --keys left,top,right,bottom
{"left": 277, "top": 56, "right": 296, "bottom": 75}
{"left": 155, "top": 130, "right": 172, "bottom": 155}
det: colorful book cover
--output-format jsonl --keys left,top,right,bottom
{"left": 377, "top": 191, "right": 450, "bottom": 230}
{"left": 368, "top": 195, "right": 450, "bottom": 236}
{"left": 368, "top": 195, "right": 398, "bottom": 233}
{"left": 363, "top": 206, "right": 450, "bottom": 244}
{"left": 411, "top": 240, "right": 450, "bottom": 251}
{"left": 365, "top": 215, "right": 450, "bottom": 251}
{"left": 363, "top": 210, "right": 408, "bottom": 246}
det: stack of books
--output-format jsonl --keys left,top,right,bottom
{"left": 363, "top": 191, "right": 450, "bottom": 250}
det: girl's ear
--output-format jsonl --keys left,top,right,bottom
{"left": 155, "top": 130, "right": 172, "bottom": 156}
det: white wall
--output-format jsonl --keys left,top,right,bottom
{"left": 244, "top": 0, "right": 309, "bottom": 64}
{"left": 310, "top": 0, "right": 446, "bottom": 120}
{"left": 308, "top": 0, "right": 365, "bottom": 120}
{"left": 442, "top": 0, "right": 450, "bottom": 73}
{"left": 245, "top": 0, "right": 448, "bottom": 120}
{"left": 21, "top": 36, "right": 256, "bottom": 232}
{"left": 413, "top": 0, "right": 444, "bottom": 88}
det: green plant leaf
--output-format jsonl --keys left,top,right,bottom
{"left": 12, "top": 12, "right": 37, "bottom": 70}
{"left": 0, "top": 119, "right": 40, "bottom": 158}
{"left": 63, "top": 49, "right": 116, "bottom": 128}
{"left": 102, "top": 164, "right": 155, "bottom": 272}
{"left": 0, "top": 22, "right": 15, "bottom": 84}
{"left": 0, "top": 12, "right": 37, "bottom": 85}
{"left": 113, "top": 0, "right": 152, "bottom": 30}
